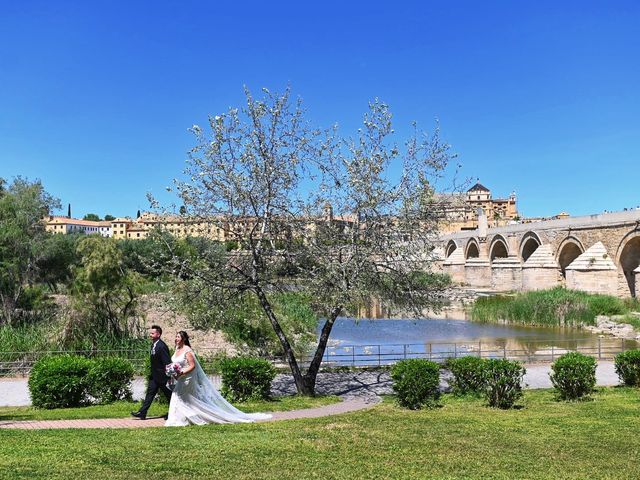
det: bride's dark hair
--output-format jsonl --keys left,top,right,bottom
{"left": 177, "top": 330, "right": 191, "bottom": 347}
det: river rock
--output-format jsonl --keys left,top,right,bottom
{"left": 583, "top": 315, "right": 637, "bottom": 339}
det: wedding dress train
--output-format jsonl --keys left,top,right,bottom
{"left": 165, "top": 347, "right": 272, "bottom": 426}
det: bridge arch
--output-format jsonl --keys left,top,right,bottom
{"left": 445, "top": 240, "right": 458, "bottom": 258}
{"left": 557, "top": 236, "right": 584, "bottom": 278}
{"left": 489, "top": 235, "right": 509, "bottom": 262}
{"left": 616, "top": 231, "right": 640, "bottom": 297}
{"left": 520, "top": 231, "right": 542, "bottom": 262}
{"left": 465, "top": 238, "right": 480, "bottom": 260}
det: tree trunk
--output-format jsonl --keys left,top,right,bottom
{"left": 302, "top": 306, "right": 342, "bottom": 396}
{"left": 254, "top": 287, "right": 313, "bottom": 395}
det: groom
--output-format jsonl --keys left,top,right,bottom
{"left": 131, "top": 324, "right": 172, "bottom": 420}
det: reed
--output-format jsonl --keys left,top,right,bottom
{"left": 470, "top": 287, "right": 633, "bottom": 327}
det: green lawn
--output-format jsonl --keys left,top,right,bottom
{"left": 2, "top": 388, "right": 640, "bottom": 479}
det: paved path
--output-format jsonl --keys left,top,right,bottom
{"left": 0, "top": 397, "right": 378, "bottom": 430}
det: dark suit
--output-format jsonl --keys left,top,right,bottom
{"left": 138, "top": 338, "right": 172, "bottom": 416}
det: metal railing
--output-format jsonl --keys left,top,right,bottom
{"left": 297, "top": 337, "right": 638, "bottom": 368}
{"left": 0, "top": 337, "right": 637, "bottom": 376}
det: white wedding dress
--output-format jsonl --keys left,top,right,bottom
{"left": 165, "top": 347, "right": 272, "bottom": 426}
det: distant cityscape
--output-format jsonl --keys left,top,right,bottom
{"left": 45, "top": 182, "right": 639, "bottom": 240}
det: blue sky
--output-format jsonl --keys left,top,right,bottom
{"left": 1, "top": 1, "right": 638, "bottom": 219}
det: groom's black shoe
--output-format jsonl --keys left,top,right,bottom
{"left": 131, "top": 411, "right": 146, "bottom": 420}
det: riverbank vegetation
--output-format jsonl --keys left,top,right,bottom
{"left": 470, "top": 287, "right": 640, "bottom": 327}
{"left": 2, "top": 388, "right": 640, "bottom": 479}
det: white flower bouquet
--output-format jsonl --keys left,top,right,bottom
{"left": 165, "top": 362, "right": 182, "bottom": 390}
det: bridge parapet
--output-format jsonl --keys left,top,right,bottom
{"left": 439, "top": 210, "right": 640, "bottom": 297}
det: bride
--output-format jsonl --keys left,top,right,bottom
{"left": 165, "top": 331, "right": 272, "bottom": 426}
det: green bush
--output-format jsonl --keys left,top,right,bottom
{"left": 448, "top": 356, "right": 487, "bottom": 396}
{"left": 483, "top": 359, "right": 525, "bottom": 409}
{"left": 391, "top": 359, "right": 441, "bottom": 409}
{"left": 88, "top": 357, "right": 134, "bottom": 404}
{"left": 615, "top": 349, "right": 640, "bottom": 386}
{"left": 550, "top": 352, "right": 596, "bottom": 400}
{"left": 219, "top": 357, "right": 276, "bottom": 402}
{"left": 28, "top": 355, "right": 92, "bottom": 409}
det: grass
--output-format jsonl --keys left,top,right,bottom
{"left": 0, "top": 395, "right": 341, "bottom": 421}
{"left": 471, "top": 287, "right": 640, "bottom": 327}
{"left": 2, "top": 388, "right": 640, "bottom": 479}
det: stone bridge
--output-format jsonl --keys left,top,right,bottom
{"left": 440, "top": 210, "right": 640, "bottom": 297}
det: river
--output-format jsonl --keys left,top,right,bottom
{"left": 319, "top": 317, "right": 638, "bottom": 366}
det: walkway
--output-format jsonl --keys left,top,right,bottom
{"left": 0, "top": 397, "right": 378, "bottom": 430}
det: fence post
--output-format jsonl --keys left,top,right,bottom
{"left": 503, "top": 344, "right": 507, "bottom": 359}
{"left": 403, "top": 344, "right": 407, "bottom": 360}
{"left": 598, "top": 337, "right": 602, "bottom": 360}
{"left": 551, "top": 346, "right": 555, "bottom": 362}
{"left": 352, "top": 347, "right": 355, "bottom": 367}
{"left": 378, "top": 345, "right": 381, "bottom": 367}
{"left": 621, "top": 337, "right": 626, "bottom": 354}
{"left": 454, "top": 343, "right": 457, "bottom": 359}
{"left": 478, "top": 341, "right": 482, "bottom": 359}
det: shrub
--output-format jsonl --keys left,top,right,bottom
{"left": 615, "top": 349, "right": 640, "bottom": 386}
{"left": 219, "top": 357, "right": 276, "bottom": 402}
{"left": 483, "top": 359, "right": 525, "bottom": 409}
{"left": 550, "top": 352, "right": 596, "bottom": 400}
{"left": 88, "top": 357, "right": 134, "bottom": 404}
{"left": 391, "top": 359, "right": 441, "bottom": 409}
{"left": 448, "top": 356, "right": 487, "bottom": 396}
{"left": 28, "top": 355, "right": 92, "bottom": 409}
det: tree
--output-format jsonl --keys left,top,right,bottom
{"left": 83, "top": 213, "right": 101, "bottom": 221}
{"left": 165, "top": 87, "right": 455, "bottom": 395}
{"left": 34, "top": 233, "right": 82, "bottom": 292}
{"left": 69, "top": 236, "right": 142, "bottom": 341}
{"left": 0, "top": 177, "right": 60, "bottom": 325}
{"left": 104, "top": 214, "right": 115, "bottom": 221}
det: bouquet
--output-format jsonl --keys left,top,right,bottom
{"left": 165, "top": 362, "right": 182, "bottom": 390}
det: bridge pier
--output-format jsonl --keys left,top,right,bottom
{"left": 565, "top": 242, "right": 618, "bottom": 296}
{"left": 521, "top": 245, "right": 560, "bottom": 291}
{"left": 442, "top": 248, "right": 466, "bottom": 284}
{"left": 491, "top": 257, "right": 522, "bottom": 291}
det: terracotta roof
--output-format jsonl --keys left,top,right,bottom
{"left": 46, "top": 217, "right": 111, "bottom": 227}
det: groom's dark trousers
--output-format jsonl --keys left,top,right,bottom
{"left": 139, "top": 338, "right": 172, "bottom": 416}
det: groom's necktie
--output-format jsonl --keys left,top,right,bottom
{"left": 151, "top": 341, "right": 157, "bottom": 355}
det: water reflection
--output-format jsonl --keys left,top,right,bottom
{"left": 318, "top": 317, "right": 638, "bottom": 366}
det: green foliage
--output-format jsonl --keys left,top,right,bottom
{"left": 33, "top": 233, "right": 82, "bottom": 292}
{"left": 83, "top": 213, "right": 101, "bottom": 221}
{"left": 219, "top": 356, "right": 277, "bottom": 402}
{"left": 104, "top": 214, "right": 115, "bottom": 221}
{"left": 483, "top": 359, "right": 525, "bottom": 409}
{"left": 549, "top": 352, "right": 596, "bottom": 400}
{"left": 28, "top": 355, "right": 93, "bottom": 408}
{"left": 471, "top": 287, "right": 631, "bottom": 327}
{"left": 29, "top": 355, "right": 135, "bottom": 408}
{"left": 176, "top": 284, "right": 318, "bottom": 358}
{"left": 614, "top": 349, "right": 640, "bottom": 386}
{"left": 391, "top": 359, "right": 441, "bottom": 409}
{"left": 88, "top": 357, "right": 134, "bottom": 404}
{"left": 0, "top": 177, "right": 60, "bottom": 325}
{"left": 69, "top": 236, "right": 143, "bottom": 341}
{"left": 448, "top": 356, "right": 487, "bottom": 396}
